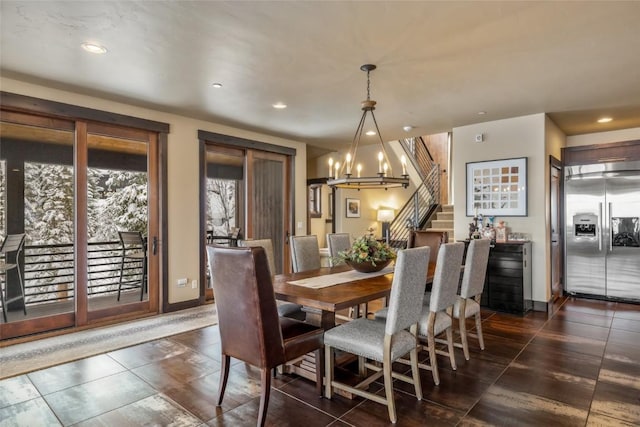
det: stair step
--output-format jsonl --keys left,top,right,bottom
{"left": 425, "top": 228, "right": 454, "bottom": 239}
{"left": 436, "top": 212, "right": 453, "bottom": 221}
{"left": 432, "top": 219, "right": 453, "bottom": 229}
{"left": 441, "top": 204, "right": 454, "bottom": 212}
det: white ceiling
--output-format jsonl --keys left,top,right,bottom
{"left": 2, "top": 1, "right": 640, "bottom": 158}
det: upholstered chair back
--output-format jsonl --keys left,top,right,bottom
{"left": 460, "top": 239, "right": 491, "bottom": 299}
{"left": 207, "top": 245, "right": 285, "bottom": 369}
{"left": 326, "top": 233, "right": 351, "bottom": 266}
{"left": 290, "top": 235, "right": 321, "bottom": 272}
{"left": 428, "top": 242, "right": 465, "bottom": 313}
{"left": 385, "top": 246, "right": 431, "bottom": 335}
{"left": 240, "top": 239, "right": 276, "bottom": 275}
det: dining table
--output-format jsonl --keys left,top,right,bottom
{"left": 272, "top": 261, "right": 437, "bottom": 384}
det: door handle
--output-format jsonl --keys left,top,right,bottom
{"left": 152, "top": 236, "right": 158, "bottom": 255}
{"left": 609, "top": 202, "right": 613, "bottom": 252}
{"left": 598, "top": 203, "right": 603, "bottom": 251}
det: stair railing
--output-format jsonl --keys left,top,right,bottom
{"left": 387, "top": 163, "right": 440, "bottom": 248}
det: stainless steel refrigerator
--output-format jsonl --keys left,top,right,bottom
{"left": 565, "top": 161, "right": 640, "bottom": 301}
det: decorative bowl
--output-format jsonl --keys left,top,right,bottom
{"left": 345, "top": 259, "right": 391, "bottom": 273}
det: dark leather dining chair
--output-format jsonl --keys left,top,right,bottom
{"left": 407, "top": 230, "right": 449, "bottom": 264}
{"left": 207, "top": 245, "right": 324, "bottom": 427}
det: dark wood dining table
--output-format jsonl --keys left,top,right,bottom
{"left": 272, "top": 262, "right": 437, "bottom": 385}
{"left": 273, "top": 262, "right": 437, "bottom": 330}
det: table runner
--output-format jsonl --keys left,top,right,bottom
{"left": 287, "top": 266, "right": 394, "bottom": 289}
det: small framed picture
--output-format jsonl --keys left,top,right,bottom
{"left": 346, "top": 198, "right": 361, "bottom": 218}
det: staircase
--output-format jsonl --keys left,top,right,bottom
{"left": 424, "top": 204, "right": 454, "bottom": 240}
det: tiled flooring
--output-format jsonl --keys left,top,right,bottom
{"left": 1, "top": 297, "right": 639, "bottom": 426}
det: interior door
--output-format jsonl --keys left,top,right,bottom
{"left": 550, "top": 161, "right": 562, "bottom": 300}
{"left": 246, "top": 150, "right": 291, "bottom": 274}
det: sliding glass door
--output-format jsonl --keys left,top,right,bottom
{"left": 201, "top": 133, "right": 294, "bottom": 300}
{"left": 1, "top": 107, "right": 161, "bottom": 339}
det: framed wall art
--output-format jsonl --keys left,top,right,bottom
{"left": 466, "top": 157, "right": 528, "bottom": 217}
{"left": 346, "top": 198, "right": 361, "bottom": 218}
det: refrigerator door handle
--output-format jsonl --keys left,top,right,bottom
{"left": 599, "top": 202, "right": 603, "bottom": 252}
{"left": 608, "top": 202, "right": 613, "bottom": 252}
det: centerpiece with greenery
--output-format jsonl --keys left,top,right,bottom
{"left": 337, "top": 228, "right": 397, "bottom": 273}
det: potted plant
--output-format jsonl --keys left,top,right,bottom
{"left": 337, "top": 228, "right": 397, "bottom": 273}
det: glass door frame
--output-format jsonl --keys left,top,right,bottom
{"left": 199, "top": 130, "right": 296, "bottom": 301}
{"left": 0, "top": 92, "right": 168, "bottom": 340}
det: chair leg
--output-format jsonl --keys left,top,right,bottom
{"left": 475, "top": 312, "right": 485, "bottom": 350}
{"left": 315, "top": 348, "right": 324, "bottom": 397}
{"left": 216, "top": 355, "right": 230, "bottom": 406}
{"left": 383, "top": 356, "right": 397, "bottom": 423}
{"left": 140, "top": 256, "right": 147, "bottom": 301}
{"left": 324, "top": 344, "right": 333, "bottom": 399}
{"left": 459, "top": 316, "right": 470, "bottom": 360}
{"left": 117, "top": 256, "right": 125, "bottom": 301}
{"left": 258, "top": 368, "right": 272, "bottom": 427}
{"left": 445, "top": 326, "right": 457, "bottom": 370}
{"left": 17, "top": 265, "right": 26, "bottom": 316}
{"left": 426, "top": 313, "right": 440, "bottom": 385}
{"left": 409, "top": 344, "right": 423, "bottom": 400}
{"left": 1, "top": 279, "right": 7, "bottom": 323}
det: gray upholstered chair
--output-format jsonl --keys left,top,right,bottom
{"left": 324, "top": 246, "right": 430, "bottom": 423}
{"left": 418, "top": 242, "right": 465, "bottom": 385}
{"left": 453, "top": 239, "right": 490, "bottom": 360}
{"left": 240, "top": 238, "right": 305, "bottom": 321}
{"left": 290, "top": 235, "right": 321, "bottom": 273}
{"left": 376, "top": 242, "right": 464, "bottom": 386}
{"left": 326, "top": 233, "right": 350, "bottom": 266}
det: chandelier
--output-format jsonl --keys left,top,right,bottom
{"left": 326, "top": 64, "right": 409, "bottom": 190}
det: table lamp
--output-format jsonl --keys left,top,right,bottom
{"left": 377, "top": 208, "right": 395, "bottom": 243}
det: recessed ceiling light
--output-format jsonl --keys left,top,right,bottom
{"left": 272, "top": 102, "right": 287, "bottom": 109}
{"left": 402, "top": 125, "right": 413, "bottom": 132}
{"left": 597, "top": 117, "right": 613, "bottom": 123}
{"left": 365, "top": 130, "right": 377, "bottom": 136}
{"left": 211, "top": 82, "right": 223, "bottom": 88}
{"left": 81, "top": 42, "right": 107, "bottom": 54}
{"left": 478, "top": 111, "right": 486, "bottom": 115}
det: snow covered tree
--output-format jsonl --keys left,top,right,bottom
{"left": 24, "top": 163, "right": 74, "bottom": 245}
{"left": 207, "top": 178, "right": 236, "bottom": 235}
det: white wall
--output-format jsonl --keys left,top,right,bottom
{"left": 453, "top": 114, "right": 550, "bottom": 304}
{"left": 2, "top": 77, "right": 309, "bottom": 306}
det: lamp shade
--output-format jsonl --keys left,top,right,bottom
{"left": 377, "top": 209, "right": 395, "bottom": 223}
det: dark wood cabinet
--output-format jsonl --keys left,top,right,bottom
{"left": 480, "top": 241, "right": 532, "bottom": 313}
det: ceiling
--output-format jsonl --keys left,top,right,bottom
{"left": 2, "top": 1, "right": 640, "bottom": 159}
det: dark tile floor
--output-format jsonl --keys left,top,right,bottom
{"left": 1, "top": 297, "right": 640, "bottom": 426}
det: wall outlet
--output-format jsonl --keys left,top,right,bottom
{"left": 191, "top": 279, "right": 198, "bottom": 289}
{"left": 177, "top": 278, "right": 188, "bottom": 287}
{"left": 475, "top": 133, "right": 484, "bottom": 143}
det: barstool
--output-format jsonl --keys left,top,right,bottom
{"left": 0, "top": 234, "right": 27, "bottom": 322}
{"left": 117, "top": 231, "right": 147, "bottom": 301}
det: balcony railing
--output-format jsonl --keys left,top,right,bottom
{"left": 12, "top": 240, "right": 145, "bottom": 308}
